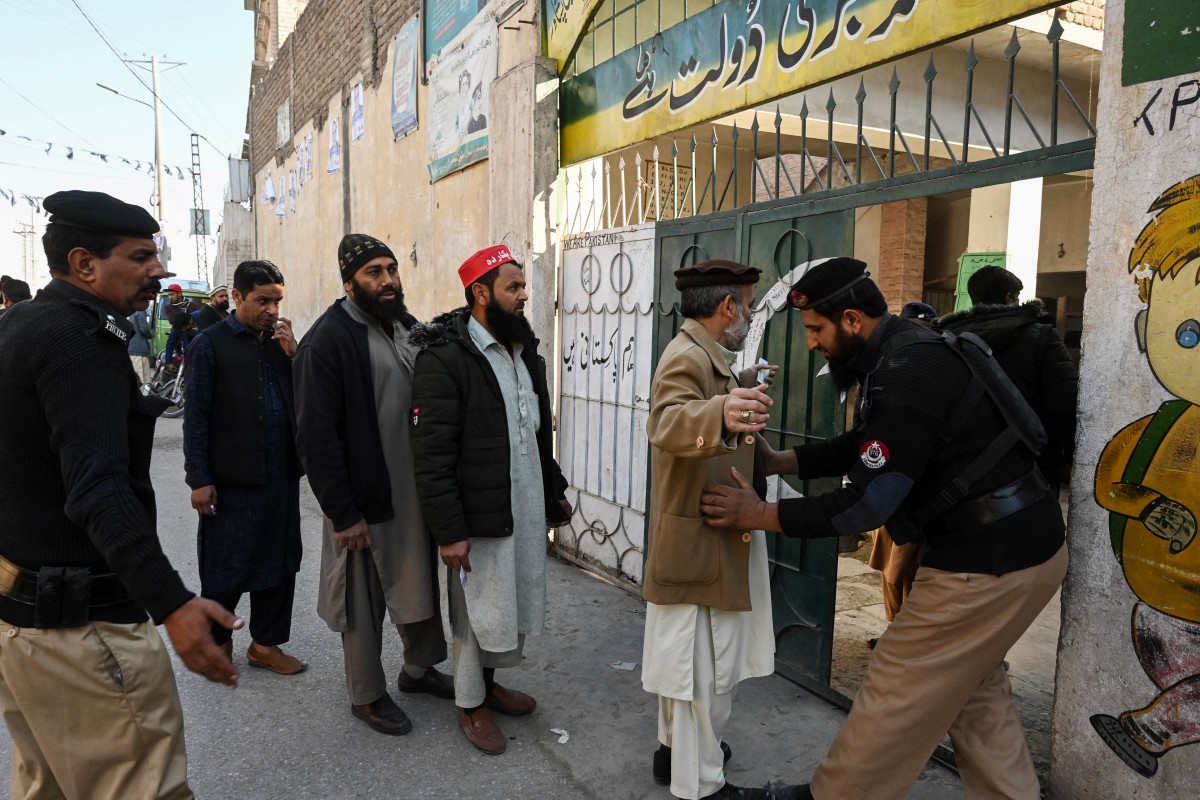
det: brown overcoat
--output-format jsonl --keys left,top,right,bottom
{"left": 643, "top": 318, "right": 757, "bottom": 611}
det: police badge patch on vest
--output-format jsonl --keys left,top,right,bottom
{"left": 103, "top": 315, "right": 129, "bottom": 343}
{"left": 860, "top": 440, "right": 890, "bottom": 469}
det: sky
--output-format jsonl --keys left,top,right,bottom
{"left": 0, "top": 0, "right": 254, "bottom": 286}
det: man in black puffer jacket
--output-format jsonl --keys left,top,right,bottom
{"left": 937, "top": 265, "right": 1079, "bottom": 494}
{"left": 410, "top": 245, "right": 571, "bottom": 756}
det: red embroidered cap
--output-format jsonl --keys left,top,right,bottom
{"left": 458, "top": 245, "right": 518, "bottom": 287}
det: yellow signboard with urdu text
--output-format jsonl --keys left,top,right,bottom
{"left": 544, "top": 0, "right": 605, "bottom": 71}
{"left": 560, "top": 0, "right": 1060, "bottom": 165}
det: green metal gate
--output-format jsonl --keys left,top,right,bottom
{"left": 651, "top": 207, "right": 856, "bottom": 699}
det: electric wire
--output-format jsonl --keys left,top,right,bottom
{"left": 69, "top": 0, "right": 227, "bottom": 159}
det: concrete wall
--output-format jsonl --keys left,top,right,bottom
{"left": 1051, "top": 1, "right": 1200, "bottom": 795}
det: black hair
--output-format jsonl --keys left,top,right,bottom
{"left": 42, "top": 223, "right": 121, "bottom": 275}
{"left": 233, "top": 260, "right": 285, "bottom": 296}
{"left": 464, "top": 265, "right": 502, "bottom": 307}
{"left": 679, "top": 285, "right": 740, "bottom": 320}
{"left": 807, "top": 280, "right": 888, "bottom": 321}
{"left": 967, "top": 266, "right": 1022, "bottom": 305}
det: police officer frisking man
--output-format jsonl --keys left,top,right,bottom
{"left": 699, "top": 258, "right": 1068, "bottom": 800}
{"left": 0, "top": 190, "right": 243, "bottom": 800}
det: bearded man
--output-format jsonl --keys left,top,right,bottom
{"left": 410, "top": 245, "right": 571, "bottom": 755}
{"left": 700, "top": 258, "right": 1066, "bottom": 800}
{"left": 194, "top": 284, "right": 231, "bottom": 331}
{"left": 294, "top": 233, "right": 451, "bottom": 736}
{"left": 642, "top": 260, "right": 778, "bottom": 800}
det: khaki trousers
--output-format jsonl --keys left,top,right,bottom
{"left": 867, "top": 527, "right": 920, "bottom": 621}
{"left": 811, "top": 544, "right": 1067, "bottom": 800}
{"left": 0, "top": 619, "right": 191, "bottom": 800}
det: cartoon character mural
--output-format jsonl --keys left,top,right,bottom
{"left": 1090, "top": 174, "right": 1200, "bottom": 778}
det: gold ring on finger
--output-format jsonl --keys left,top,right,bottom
{"left": 740, "top": 411, "right": 751, "bottom": 422}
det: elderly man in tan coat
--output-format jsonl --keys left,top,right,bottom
{"left": 643, "top": 259, "right": 778, "bottom": 800}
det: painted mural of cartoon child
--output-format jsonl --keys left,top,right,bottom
{"left": 1091, "top": 174, "right": 1200, "bottom": 778}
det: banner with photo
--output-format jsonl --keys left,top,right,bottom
{"left": 426, "top": 14, "right": 496, "bottom": 182}
{"left": 392, "top": 16, "right": 421, "bottom": 140}
{"left": 351, "top": 82, "right": 366, "bottom": 143}
{"left": 425, "top": 0, "right": 490, "bottom": 65}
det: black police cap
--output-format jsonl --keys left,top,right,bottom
{"left": 42, "top": 190, "right": 159, "bottom": 239}
{"left": 788, "top": 257, "right": 872, "bottom": 310}
{"left": 674, "top": 259, "right": 761, "bottom": 290}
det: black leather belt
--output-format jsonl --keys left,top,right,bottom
{"left": 932, "top": 470, "right": 1050, "bottom": 532}
{"left": 0, "top": 555, "right": 131, "bottom": 607}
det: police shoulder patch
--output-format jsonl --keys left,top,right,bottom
{"left": 859, "top": 440, "right": 890, "bottom": 469}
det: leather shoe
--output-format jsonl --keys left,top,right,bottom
{"left": 351, "top": 693, "right": 412, "bottom": 736}
{"left": 482, "top": 683, "right": 536, "bottom": 716}
{"left": 397, "top": 667, "right": 455, "bottom": 699}
{"left": 702, "top": 783, "right": 776, "bottom": 800}
{"left": 763, "top": 781, "right": 814, "bottom": 800}
{"left": 246, "top": 642, "right": 307, "bottom": 675}
{"left": 653, "top": 741, "right": 732, "bottom": 786}
{"left": 459, "top": 707, "right": 506, "bottom": 754}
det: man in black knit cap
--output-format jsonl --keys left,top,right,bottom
{"left": 294, "top": 232, "right": 451, "bottom": 737}
{"left": 0, "top": 189, "right": 241, "bottom": 799}
{"left": 699, "top": 257, "right": 1068, "bottom": 800}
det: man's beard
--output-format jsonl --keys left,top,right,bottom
{"left": 823, "top": 326, "right": 865, "bottom": 393}
{"left": 485, "top": 296, "right": 536, "bottom": 347}
{"left": 719, "top": 303, "right": 752, "bottom": 352}
{"left": 350, "top": 277, "right": 409, "bottom": 322}
{"left": 213, "top": 300, "right": 229, "bottom": 312}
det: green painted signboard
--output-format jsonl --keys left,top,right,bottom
{"left": 954, "top": 252, "right": 1006, "bottom": 311}
{"left": 1123, "top": 1, "right": 1200, "bottom": 86}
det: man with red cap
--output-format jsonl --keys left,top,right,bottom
{"left": 409, "top": 245, "right": 572, "bottom": 754}
{"left": 294, "top": 233, "right": 451, "bottom": 737}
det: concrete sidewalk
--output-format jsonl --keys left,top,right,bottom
{"left": 0, "top": 419, "right": 963, "bottom": 799}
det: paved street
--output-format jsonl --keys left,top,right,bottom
{"left": 0, "top": 419, "right": 962, "bottom": 799}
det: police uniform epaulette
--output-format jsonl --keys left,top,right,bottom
{"left": 65, "top": 297, "right": 132, "bottom": 344}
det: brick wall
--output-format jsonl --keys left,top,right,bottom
{"left": 1058, "top": 0, "right": 1105, "bottom": 32}
{"left": 249, "top": 0, "right": 420, "bottom": 175}
{"left": 877, "top": 198, "right": 929, "bottom": 311}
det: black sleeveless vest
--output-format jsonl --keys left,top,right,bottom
{"left": 205, "top": 321, "right": 298, "bottom": 487}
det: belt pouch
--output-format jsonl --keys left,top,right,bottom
{"left": 33, "top": 567, "right": 92, "bottom": 627}
{"left": 34, "top": 567, "right": 65, "bottom": 628}
{"left": 62, "top": 568, "right": 92, "bottom": 626}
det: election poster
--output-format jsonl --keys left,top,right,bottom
{"left": 392, "top": 16, "right": 421, "bottom": 140}
{"left": 426, "top": 14, "right": 496, "bottom": 182}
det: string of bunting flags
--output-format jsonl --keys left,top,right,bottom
{"left": 0, "top": 125, "right": 192, "bottom": 181}
{"left": 0, "top": 186, "right": 46, "bottom": 212}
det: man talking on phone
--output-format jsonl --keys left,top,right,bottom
{"left": 183, "top": 260, "right": 307, "bottom": 675}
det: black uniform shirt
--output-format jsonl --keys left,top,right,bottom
{"left": 776, "top": 315, "right": 1064, "bottom": 575}
{"left": 0, "top": 279, "right": 193, "bottom": 626}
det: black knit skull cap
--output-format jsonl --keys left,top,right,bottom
{"left": 338, "top": 233, "right": 397, "bottom": 281}
{"left": 788, "top": 257, "right": 872, "bottom": 310}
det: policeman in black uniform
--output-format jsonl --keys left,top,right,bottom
{"left": 699, "top": 257, "right": 1068, "bottom": 800}
{"left": 0, "top": 190, "right": 242, "bottom": 799}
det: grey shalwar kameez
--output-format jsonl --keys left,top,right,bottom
{"left": 317, "top": 297, "right": 445, "bottom": 705}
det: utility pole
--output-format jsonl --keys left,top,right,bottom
{"left": 190, "top": 133, "right": 208, "bottom": 283}
{"left": 122, "top": 56, "right": 185, "bottom": 224}
{"left": 12, "top": 220, "right": 34, "bottom": 282}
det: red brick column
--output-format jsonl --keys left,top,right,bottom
{"left": 876, "top": 198, "right": 928, "bottom": 312}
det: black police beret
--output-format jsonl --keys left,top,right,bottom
{"left": 788, "top": 257, "right": 872, "bottom": 309}
{"left": 42, "top": 190, "right": 159, "bottom": 238}
{"left": 674, "top": 259, "right": 761, "bottom": 290}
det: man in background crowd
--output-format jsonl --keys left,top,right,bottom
{"left": 184, "top": 260, "right": 306, "bottom": 676}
